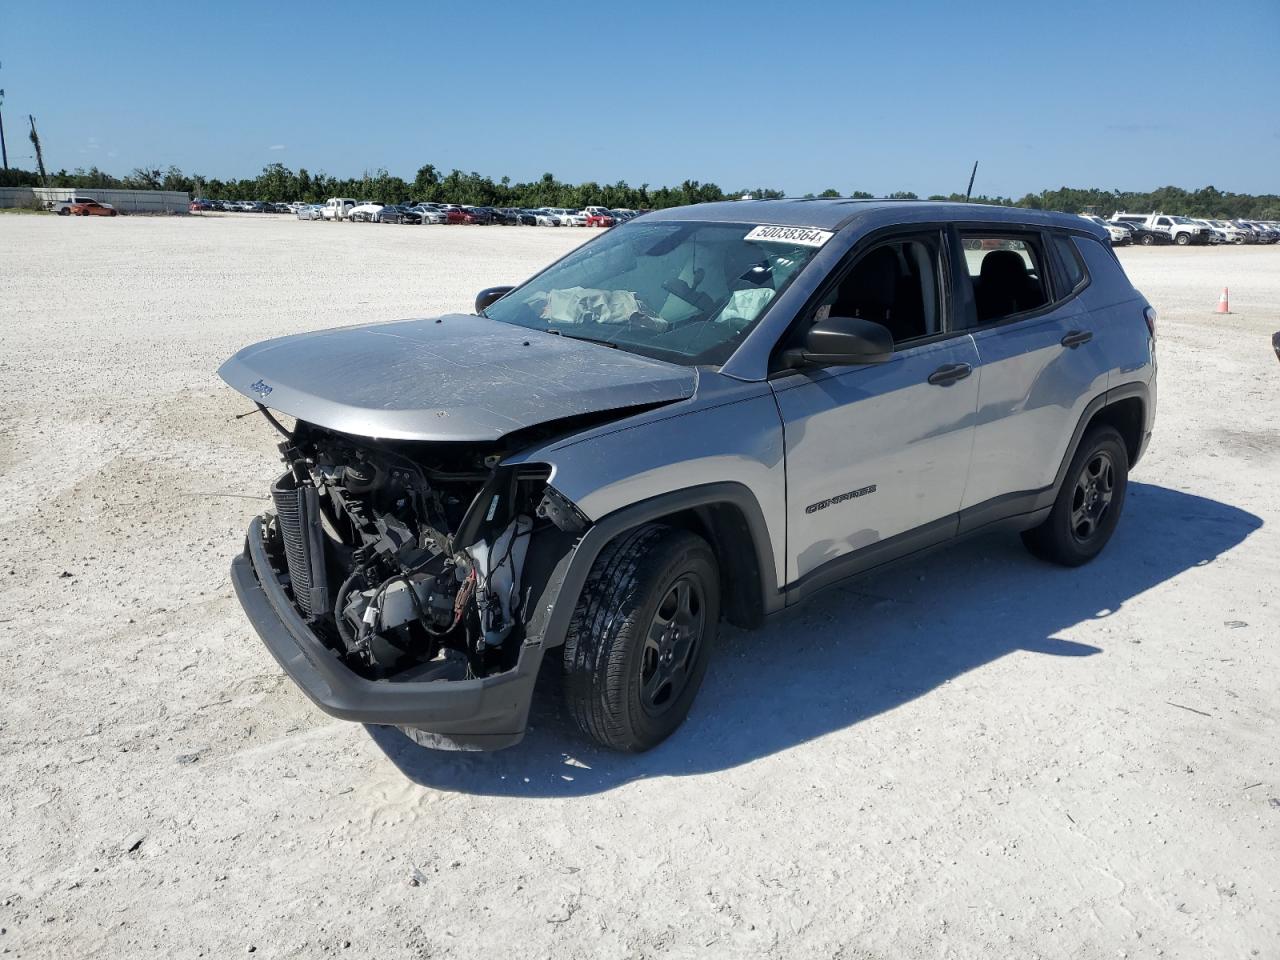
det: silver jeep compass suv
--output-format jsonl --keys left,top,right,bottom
{"left": 222, "top": 200, "right": 1157, "bottom": 752}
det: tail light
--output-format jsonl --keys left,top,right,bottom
{"left": 1143, "top": 306, "right": 1158, "bottom": 339}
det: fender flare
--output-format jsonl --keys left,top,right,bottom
{"left": 522, "top": 482, "right": 782, "bottom": 651}
{"left": 1050, "top": 380, "right": 1151, "bottom": 497}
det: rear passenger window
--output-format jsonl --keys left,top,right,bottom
{"left": 959, "top": 234, "right": 1049, "bottom": 324}
{"left": 1052, "top": 234, "right": 1087, "bottom": 292}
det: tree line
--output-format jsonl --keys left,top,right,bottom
{"left": 2, "top": 162, "right": 1276, "bottom": 219}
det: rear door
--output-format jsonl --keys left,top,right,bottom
{"left": 956, "top": 227, "right": 1110, "bottom": 524}
{"left": 771, "top": 227, "right": 980, "bottom": 587}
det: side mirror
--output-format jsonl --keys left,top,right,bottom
{"left": 786, "top": 316, "right": 894, "bottom": 367}
{"left": 475, "top": 286, "right": 514, "bottom": 314}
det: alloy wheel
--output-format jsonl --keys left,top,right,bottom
{"left": 639, "top": 575, "right": 705, "bottom": 716}
{"left": 1070, "top": 451, "right": 1115, "bottom": 542}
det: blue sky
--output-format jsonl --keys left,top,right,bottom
{"left": 2, "top": 0, "right": 1277, "bottom": 196}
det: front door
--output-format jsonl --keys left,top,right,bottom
{"left": 771, "top": 229, "right": 980, "bottom": 588}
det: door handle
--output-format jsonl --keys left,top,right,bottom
{"left": 927, "top": 362, "right": 973, "bottom": 386}
{"left": 1061, "top": 329, "right": 1093, "bottom": 348}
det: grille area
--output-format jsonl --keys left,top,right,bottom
{"left": 271, "top": 474, "right": 327, "bottom": 619}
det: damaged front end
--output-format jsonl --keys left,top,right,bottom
{"left": 266, "top": 419, "right": 586, "bottom": 680}
{"left": 233, "top": 417, "right": 588, "bottom": 749}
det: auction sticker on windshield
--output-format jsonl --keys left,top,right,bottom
{"left": 745, "top": 225, "right": 834, "bottom": 247}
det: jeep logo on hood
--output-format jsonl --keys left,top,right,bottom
{"left": 250, "top": 379, "right": 274, "bottom": 399}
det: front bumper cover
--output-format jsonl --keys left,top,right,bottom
{"left": 230, "top": 517, "right": 544, "bottom": 750}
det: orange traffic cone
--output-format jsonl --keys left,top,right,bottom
{"left": 1215, "top": 287, "right": 1230, "bottom": 314}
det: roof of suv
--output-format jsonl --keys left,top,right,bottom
{"left": 642, "top": 198, "right": 1103, "bottom": 237}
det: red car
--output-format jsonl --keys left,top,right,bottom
{"left": 443, "top": 205, "right": 491, "bottom": 225}
{"left": 70, "top": 200, "right": 118, "bottom": 217}
{"left": 584, "top": 211, "right": 615, "bottom": 228}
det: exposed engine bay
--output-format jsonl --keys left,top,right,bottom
{"left": 260, "top": 417, "right": 584, "bottom": 681}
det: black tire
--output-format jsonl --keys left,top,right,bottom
{"left": 1022, "top": 425, "right": 1129, "bottom": 567}
{"left": 562, "top": 524, "right": 719, "bottom": 752}
{"left": 58, "top": 208, "right": 70, "bottom": 216}
{"left": 1175, "top": 232, "right": 1190, "bottom": 246}
{"left": 1140, "top": 233, "right": 1154, "bottom": 245}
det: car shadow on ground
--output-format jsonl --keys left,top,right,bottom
{"left": 366, "top": 482, "right": 1261, "bottom": 797}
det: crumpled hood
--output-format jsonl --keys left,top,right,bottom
{"left": 218, "top": 314, "right": 697, "bottom": 441}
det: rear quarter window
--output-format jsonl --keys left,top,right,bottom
{"left": 1072, "top": 235, "right": 1134, "bottom": 304}
{"left": 1052, "top": 234, "right": 1088, "bottom": 293}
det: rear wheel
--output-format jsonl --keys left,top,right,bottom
{"left": 1022, "top": 425, "right": 1128, "bottom": 566}
{"left": 563, "top": 525, "right": 719, "bottom": 752}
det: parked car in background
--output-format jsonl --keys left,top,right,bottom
{"left": 528, "top": 209, "right": 561, "bottom": 226}
{"left": 444, "top": 205, "right": 490, "bottom": 224}
{"left": 373, "top": 204, "right": 422, "bottom": 224}
{"left": 321, "top": 198, "right": 358, "bottom": 221}
{"left": 296, "top": 204, "right": 326, "bottom": 220}
{"left": 189, "top": 198, "right": 216, "bottom": 212}
{"left": 584, "top": 209, "right": 616, "bottom": 228}
{"left": 1204, "top": 219, "right": 1248, "bottom": 244}
{"left": 348, "top": 202, "right": 384, "bottom": 222}
{"left": 410, "top": 204, "right": 448, "bottom": 224}
{"left": 1108, "top": 218, "right": 1169, "bottom": 246}
{"left": 1078, "top": 214, "right": 1130, "bottom": 246}
{"left": 1189, "top": 219, "right": 1230, "bottom": 244}
{"left": 548, "top": 207, "right": 587, "bottom": 226}
{"left": 1246, "top": 221, "right": 1280, "bottom": 243}
{"left": 69, "top": 200, "right": 118, "bottom": 217}
{"left": 50, "top": 195, "right": 104, "bottom": 215}
{"left": 1111, "top": 213, "right": 1212, "bottom": 246}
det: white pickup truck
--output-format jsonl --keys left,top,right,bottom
{"left": 1110, "top": 212, "right": 1212, "bottom": 246}
{"left": 48, "top": 195, "right": 106, "bottom": 215}
{"left": 321, "top": 198, "right": 357, "bottom": 221}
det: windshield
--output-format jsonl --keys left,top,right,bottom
{"left": 482, "top": 220, "right": 822, "bottom": 365}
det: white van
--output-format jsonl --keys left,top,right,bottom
{"left": 322, "top": 198, "right": 357, "bottom": 221}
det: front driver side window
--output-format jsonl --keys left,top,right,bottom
{"left": 813, "top": 234, "right": 943, "bottom": 347}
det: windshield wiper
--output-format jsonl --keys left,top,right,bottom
{"left": 544, "top": 329, "right": 619, "bottom": 348}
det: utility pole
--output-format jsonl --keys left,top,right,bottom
{"left": 0, "top": 74, "right": 8, "bottom": 169}
{"left": 0, "top": 92, "right": 8, "bottom": 170}
{"left": 28, "top": 114, "right": 46, "bottom": 184}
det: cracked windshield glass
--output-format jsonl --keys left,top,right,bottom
{"left": 482, "top": 221, "right": 821, "bottom": 365}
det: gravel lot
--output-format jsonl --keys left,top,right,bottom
{"left": 2, "top": 214, "right": 1277, "bottom": 959}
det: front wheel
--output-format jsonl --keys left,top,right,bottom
{"left": 1175, "top": 232, "right": 1190, "bottom": 246}
{"left": 562, "top": 525, "right": 719, "bottom": 752}
{"left": 1022, "top": 425, "right": 1129, "bottom": 566}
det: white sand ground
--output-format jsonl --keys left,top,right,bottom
{"left": 1, "top": 214, "right": 1277, "bottom": 959}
